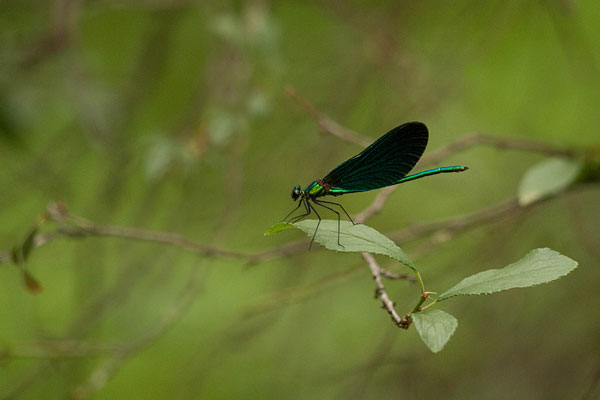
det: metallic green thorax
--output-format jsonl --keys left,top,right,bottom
{"left": 301, "top": 179, "right": 347, "bottom": 198}
{"left": 305, "top": 180, "right": 325, "bottom": 197}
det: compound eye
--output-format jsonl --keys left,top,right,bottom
{"left": 291, "top": 186, "right": 301, "bottom": 200}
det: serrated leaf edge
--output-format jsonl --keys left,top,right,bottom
{"left": 293, "top": 220, "right": 414, "bottom": 268}
{"left": 438, "top": 249, "right": 578, "bottom": 301}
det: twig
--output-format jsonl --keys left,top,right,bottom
{"left": 284, "top": 86, "right": 373, "bottom": 147}
{"left": 389, "top": 198, "right": 520, "bottom": 244}
{"left": 21, "top": 0, "right": 80, "bottom": 69}
{"left": 362, "top": 253, "right": 410, "bottom": 329}
{"left": 47, "top": 203, "right": 252, "bottom": 260}
{"left": 379, "top": 267, "right": 415, "bottom": 281}
{"left": 285, "top": 86, "right": 578, "bottom": 160}
{"left": 354, "top": 186, "right": 396, "bottom": 224}
{"left": 420, "top": 132, "right": 577, "bottom": 165}
{"left": 0, "top": 340, "right": 120, "bottom": 360}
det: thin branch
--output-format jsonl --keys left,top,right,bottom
{"left": 389, "top": 198, "right": 520, "bottom": 244}
{"left": 0, "top": 340, "right": 120, "bottom": 360}
{"left": 379, "top": 267, "right": 415, "bottom": 281}
{"left": 420, "top": 132, "right": 577, "bottom": 165}
{"left": 21, "top": 0, "right": 81, "bottom": 69}
{"left": 46, "top": 203, "right": 252, "bottom": 260}
{"left": 354, "top": 186, "right": 396, "bottom": 224}
{"left": 285, "top": 86, "right": 578, "bottom": 160}
{"left": 284, "top": 86, "right": 373, "bottom": 147}
{"left": 362, "top": 252, "right": 410, "bottom": 329}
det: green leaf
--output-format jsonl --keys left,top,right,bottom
{"left": 438, "top": 248, "right": 578, "bottom": 301}
{"left": 412, "top": 309, "right": 458, "bottom": 353}
{"left": 264, "top": 219, "right": 415, "bottom": 269}
{"left": 264, "top": 222, "right": 294, "bottom": 235}
{"left": 518, "top": 157, "right": 582, "bottom": 206}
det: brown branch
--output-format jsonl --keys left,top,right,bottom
{"left": 389, "top": 198, "right": 521, "bottom": 244}
{"left": 47, "top": 203, "right": 252, "bottom": 260}
{"left": 363, "top": 252, "right": 410, "bottom": 328}
{"left": 0, "top": 340, "right": 120, "bottom": 360}
{"left": 0, "top": 193, "right": 549, "bottom": 293}
{"left": 284, "top": 86, "right": 373, "bottom": 147}
{"left": 420, "top": 132, "right": 577, "bottom": 165}
{"left": 285, "top": 86, "right": 578, "bottom": 160}
{"left": 379, "top": 267, "right": 415, "bottom": 281}
{"left": 354, "top": 186, "right": 396, "bottom": 224}
{"left": 0, "top": 202, "right": 265, "bottom": 268}
{"left": 21, "top": 0, "right": 81, "bottom": 69}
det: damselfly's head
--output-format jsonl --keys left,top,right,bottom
{"left": 291, "top": 185, "right": 301, "bottom": 201}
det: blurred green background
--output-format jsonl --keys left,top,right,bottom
{"left": 1, "top": 1, "right": 600, "bottom": 399}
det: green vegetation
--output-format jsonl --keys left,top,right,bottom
{"left": 1, "top": 1, "right": 600, "bottom": 399}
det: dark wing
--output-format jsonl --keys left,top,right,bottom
{"left": 322, "top": 122, "right": 428, "bottom": 192}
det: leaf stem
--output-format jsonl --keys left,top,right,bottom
{"left": 411, "top": 297, "right": 426, "bottom": 313}
{"left": 419, "top": 299, "right": 438, "bottom": 312}
{"left": 410, "top": 271, "right": 431, "bottom": 313}
{"left": 415, "top": 270, "right": 426, "bottom": 296}
{"left": 408, "top": 271, "right": 441, "bottom": 313}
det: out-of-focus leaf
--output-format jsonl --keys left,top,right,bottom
{"left": 23, "top": 270, "right": 43, "bottom": 294}
{"left": 246, "top": 91, "right": 271, "bottom": 116}
{"left": 21, "top": 225, "right": 39, "bottom": 262}
{"left": 265, "top": 219, "right": 415, "bottom": 269}
{"left": 412, "top": 309, "right": 458, "bottom": 353}
{"left": 144, "top": 136, "right": 177, "bottom": 180}
{"left": 208, "top": 110, "right": 239, "bottom": 147}
{"left": 438, "top": 248, "right": 578, "bottom": 301}
{"left": 211, "top": 13, "right": 243, "bottom": 44}
{"left": 518, "top": 157, "right": 582, "bottom": 206}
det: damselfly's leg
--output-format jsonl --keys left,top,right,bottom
{"left": 313, "top": 199, "right": 344, "bottom": 247}
{"left": 290, "top": 198, "right": 312, "bottom": 223}
{"left": 282, "top": 198, "right": 305, "bottom": 222}
{"left": 306, "top": 201, "right": 322, "bottom": 250}
{"left": 313, "top": 199, "right": 355, "bottom": 225}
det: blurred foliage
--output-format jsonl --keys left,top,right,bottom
{"left": 1, "top": 0, "right": 600, "bottom": 399}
